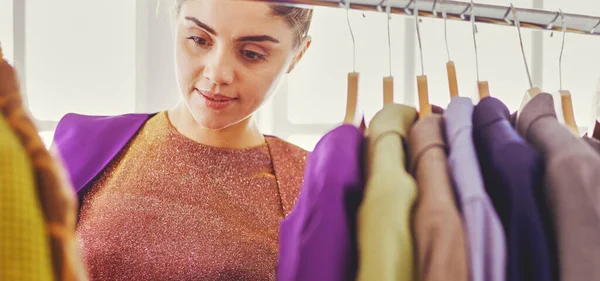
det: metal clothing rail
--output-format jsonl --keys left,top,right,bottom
{"left": 249, "top": 0, "right": 600, "bottom": 36}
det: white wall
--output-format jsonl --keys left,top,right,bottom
{"left": 0, "top": 0, "right": 13, "bottom": 63}
{"left": 25, "top": 0, "right": 137, "bottom": 121}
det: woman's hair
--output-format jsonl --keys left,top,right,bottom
{"left": 167, "top": 0, "right": 313, "bottom": 46}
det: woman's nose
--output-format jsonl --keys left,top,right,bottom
{"left": 203, "top": 48, "right": 234, "bottom": 86}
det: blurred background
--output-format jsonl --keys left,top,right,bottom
{"left": 1, "top": 0, "right": 599, "bottom": 151}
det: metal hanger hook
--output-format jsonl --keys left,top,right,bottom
{"left": 415, "top": 0, "right": 425, "bottom": 75}
{"left": 471, "top": 0, "right": 480, "bottom": 82}
{"left": 441, "top": 0, "right": 450, "bottom": 61}
{"left": 460, "top": 3, "right": 472, "bottom": 20}
{"left": 591, "top": 19, "right": 600, "bottom": 34}
{"left": 404, "top": 0, "right": 415, "bottom": 15}
{"left": 547, "top": 11, "right": 560, "bottom": 30}
{"left": 559, "top": 9, "right": 566, "bottom": 90}
{"left": 341, "top": 0, "right": 357, "bottom": 72}
{"left": 432, "top": 0, "right": 438, "bottom": 17}
{"left": 511, "top": 3, "right": 534, "bottom": 89}
{"left": 383, "top": 0, "right": 392, "bottom": 76}
{"left": 503, "top": 6, "right": 512, "bottom": 24}
{"left": 377, "top": 0, "right": 384, "bottom": 12}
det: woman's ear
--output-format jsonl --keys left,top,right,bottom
{"left": 287, "top": 36, "right": 312, "bottom": 74}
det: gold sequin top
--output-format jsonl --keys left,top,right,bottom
{"left": 77, "top": 112, "right": 308, "bottom": 281}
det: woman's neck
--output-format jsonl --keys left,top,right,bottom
{"left": 167, "top": 103, "right": 265, "bottom": 149}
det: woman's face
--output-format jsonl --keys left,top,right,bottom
{"left": 174, "top": 0, "right": 309, "bottom": 130}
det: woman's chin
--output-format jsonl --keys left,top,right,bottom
{"left": 192, "top": 114, "right": 241, "bottom": 131}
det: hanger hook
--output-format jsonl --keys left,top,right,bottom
{"left": 415, "top": 0, "right": 425, "bottom": 75}
{"left": 432, "top": 0, "right": 438, "bottom": 17}
{"left": 341, "top": 0, "right": 357, "bottom": 72}
{"left": 378, "top": 0, "right": 392, "bottom": 76}
{"left": 441, "top": 0, "right": 450, "bottom": 62}
{"left": 503, "top": 6, "right": 512, "bottom": 24}
{"left": 460, "top": 4, "right": 472, "bottom": 20}
{"left": 404, "top": 0, "right": 415, "bottom": 15}
{"left": 511, "top": 3, "right": 534, "bottom": 89}
{"left": 559, "top": 9, "right": 566, "bottom": 90}
{"left": 471, "top": 0, "right": 480, "bottom": 82}
{"left": 386, "top": 0, "right": 392, "bottom": 77}
{"left": 547, "top": 11, "right": 560, "bottom": 30}
{"left": 591, "top": 19, "right": 600, "bottom": 34}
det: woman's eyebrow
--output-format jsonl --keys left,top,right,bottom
{"left": 185, "top": 16, "right": 217, "bottom": 35}
{"left": 236, "top": 35, "right": 280, "bottom": 44}
{"left": 184, "top": 16, "right": 279, "bottom": 44}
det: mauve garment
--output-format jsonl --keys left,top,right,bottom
{"left": 278, "top": 124, "right": 365, "bottom": 281}
{"left": 517, "top": 93, "right": 600, "bottom": 281}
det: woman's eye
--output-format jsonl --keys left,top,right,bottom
{"left": 187, "top": 36, "right": 207, "bottom": 46}
{"left": 241, "top": 50, "right": 266, "bottom": 62}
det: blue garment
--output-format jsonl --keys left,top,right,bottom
{"left": 278, "top": 125, "right": 365, "bottom": 281}
{"left": 472, "top": 97, "right": 553, "bottom": 281}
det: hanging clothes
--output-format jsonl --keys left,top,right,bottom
{"left": 278, "top": 124, "right": 365, "bottom": 281}
{"left": 473, "top": 97, "right": 554, "bottom": 281}
{"left": 516, "top": 93, "right": 600, "bottom": 281}
{"left": 356, "top": 104, "right": 418, "bottom": 281}
{"left": 444, "top": 97, "right": 507, "bottom": 281}
{"left": 407, "top": 114, "right": 468, "bottom": 281}
{"left": 1, "top": 54, "right": 86, "bottom": 281}
{"left": 0, "top": 112, "right": 54, "bottom": 281}
{"left": 582, "top": 135, "right": 600, "bottom": 154}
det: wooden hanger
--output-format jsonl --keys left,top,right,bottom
{"left": 383, "top": 1, "right": 394, "bottom": 105}
{"left": 560, "top": 92, "right": 578, "bottom": 134}
{"left": 344, "top": 72, "right": 360, "bottom": 124}
{"left": 446, "top": 62, "right": 459, "bottom": 98}
{"left": 342, "top": 0, "right": 361, "bottom": 125}
{"left": 414, "top": 1, "right": 431, "bottom": 117}
{"left": 512, "top": 4, "right": 541, "bottom": 116}
{"left": 441, "top": 1, "right": 459, "bottom": 99}
{"left": 556, "top": 10, "right": 579, "bottom": 135}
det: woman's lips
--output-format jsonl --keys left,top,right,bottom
{"left": 197, "top": 90, "right": 237, "bottom": 110}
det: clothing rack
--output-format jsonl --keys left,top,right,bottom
{"left": 251, "top": 0, "right": 600, "bottom": 36}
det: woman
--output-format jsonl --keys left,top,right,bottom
{"left": 52, "top": 0, "right": 313, "bottom": 280}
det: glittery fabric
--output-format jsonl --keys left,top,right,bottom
{"left": 77, "top": 112, "right": 307, "bottom": 281}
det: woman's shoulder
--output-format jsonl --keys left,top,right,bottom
{"left": 52, "top": 112, "right": 156, "bottom": 194}
{"left": 53, "top": 112, "right": 156, "bottom": 148}
{"left": 55, "top": 112, "right": 155, "bottom": 136}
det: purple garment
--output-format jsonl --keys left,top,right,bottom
{"left": 52, "top": 113, "right": 154, "bottom": 200}
{"left": 444, "top": 97, "right": 506, "bottom": 281}
{"left": 277, "top": 125, "right": 365, "bottom": 281}
{"left": 473, "top": 97, "right": 553, "bottom": 281}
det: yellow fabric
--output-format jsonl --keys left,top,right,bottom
{"left": 0, "top": 114, "right": 54, "bottom": 281}
{"left": 357, "top": 104, "right": 418, "bottom": 281}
